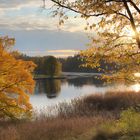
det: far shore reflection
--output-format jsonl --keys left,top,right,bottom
{"left": 35, "top": 79, "right": 61, "bottom": 98}
{"left": 31, "top": 76, "right": 140, "bottom": 109}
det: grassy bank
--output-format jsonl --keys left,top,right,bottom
{"left": 1, "top": 91, "right": 140, "bottom": 140}
{"left": 34, "top": 74, "right": 66, "bottom": 80}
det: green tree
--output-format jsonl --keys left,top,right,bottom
{"left": 44, "top": 56, "right": 62, "bottom": 77}
{"left": 48, "top": 0, "right": 140, "bottom": 82}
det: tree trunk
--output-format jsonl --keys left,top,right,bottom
{"left": 123, "top": 0, "right": 140, "bottom": 49}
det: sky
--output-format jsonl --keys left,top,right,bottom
{"left": 0, "top": 0, "right": 90, "bottom": 57}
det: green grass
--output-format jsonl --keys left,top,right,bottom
{"left": 92, "top": 108, "right": 140, "bottom": 140}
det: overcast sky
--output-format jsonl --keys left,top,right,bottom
{"left": 0, "top": 0, "right": 91, "bottom": 57}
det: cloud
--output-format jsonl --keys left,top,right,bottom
{"left": 0, "top": 0, "right": 41, "bottom": 9}
{"left": 0, "top": 29, "right": 89, "bottom": 56}
{"left": 21, "top": 49, "right": 78, "bottom": 57}
{"left": 47, "top": 49, "right": 79, "bottom": 57}
{"left": 0, "top": 0, "right": 90, "bottom": 33}
{"left": 0, "top": 0, "right": 91, "bottom": 57}
{"left": 53, "top": 54, "right": 74, "bottom": 58}
{"left": 0, "top": 13, "right": 87, "bottom": 32}
{"left": 47, "top": 49, "right": 79, "bottom": 53}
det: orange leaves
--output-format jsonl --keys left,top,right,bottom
{"left": 0, "top": 37, "right": 35, "bottom": 119}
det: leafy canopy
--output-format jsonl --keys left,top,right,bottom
{"left": 49, "top": 0, "right": 140, "bottom": 83}
{"left": 44, "top": 56, "right": 62, "bottom": 77}
{"left": 0, "top": 36, "right": 36, "bottom": 119}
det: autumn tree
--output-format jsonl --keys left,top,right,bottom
{"left": 0, "top": 36, "right": 36, "bottom": 120}
{"left": 48, "top": 0, "right": 140, "bottom": 83}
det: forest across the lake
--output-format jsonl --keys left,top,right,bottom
{"left": 18, "top": 54, "right": 115, "bottom": 75}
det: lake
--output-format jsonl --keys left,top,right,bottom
{"left": 30, "top": 74, "right": 140, "bottom": 109}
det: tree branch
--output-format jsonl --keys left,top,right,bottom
{"left": 128, "top": 0, "right": 140, "bottom": 14}
{"left": 123, "top": 0, "right": 140, "bottom": 49}
{"left": 51, "top": 0, "right": 107, "bottom": 17}
{"left": 51, "top": 0, "right": 131, "bottom": 20}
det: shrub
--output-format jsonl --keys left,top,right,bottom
{"left": 93, "top": 108, "right": 140, "bottom": 140}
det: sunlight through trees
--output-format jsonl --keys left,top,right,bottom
{"left": 49, "top": 0, "right": 140, "bottom": 82}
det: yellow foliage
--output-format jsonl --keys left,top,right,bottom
{"left": 0, "top": 36, "right": 36, "bottom": 119}
{"left": 51, "top": 0, "right": 140, "bottom": 83}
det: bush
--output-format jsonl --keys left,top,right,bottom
{"left": 93, "top": 108, "right": 140, "bottom": 140}
{"left": 117, "top": 108, "right": 140, "bottom": 134}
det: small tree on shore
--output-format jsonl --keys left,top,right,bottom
{"left": 44, "top": 56, "right": 62, "bottom": 77}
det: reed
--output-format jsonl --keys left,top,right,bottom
{"left": 1, "top": 91, "right": 140, "bottom": 140}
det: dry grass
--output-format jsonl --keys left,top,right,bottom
{"left": 1, "top": 91, "right": 140, "bottom": 140}
{"left": 0, "top": 116, "right": 107, "bottom": 140}
{"left": 83, "top": 91, "right": 140, "bottom": 110}
{"left": 55, "top": 91, "right": 140, "bottom": 118}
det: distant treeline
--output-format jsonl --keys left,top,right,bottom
{"left": 59, "top": 55, "right": 117, "bottom": 73}
{"left": 17, "top": 54, "right": 115, "bottom": 74}
{"left": 58, "top": 55, "right": 99, "bottom": 73}
{"left": 16, "top": 54, "right": 61, "bottom": 75}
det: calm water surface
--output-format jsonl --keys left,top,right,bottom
{"left": 30, "top": 77, "right": 140, "bottom": 109}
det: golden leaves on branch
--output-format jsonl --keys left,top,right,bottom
{"left": 0, "top": 37, "right": 36, "bottom": 120}
{"left": 50, "top": 0, "right": 140, "bottom": 82}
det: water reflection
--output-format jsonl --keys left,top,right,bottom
{"left": 35, "top": 77, "right": 104, "bottom": 97}
{"left": 34, "top": 77, "right": 140, "bottom": 100}
{"left": 35, "top": 79, "right": 61, "bottom": 98}
{"left": 31, "top": 77, "right": 140, "bottom": 109}
{"left": 67, "top": 76, "right": 104, "bottom": 87}
{"left": 45, "top": 80, "right": 61, "bottom": 98}
{"left": 34, "top": 77, "right": 105, "bottom": 101}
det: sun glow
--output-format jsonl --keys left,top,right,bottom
{"left": 131, "top": 83, "right": 140, "bottom": 92}
{"left": 134, "top": 73, "right": 140, "bottom": 77}
{"left": 125, "top": 28, "right": 135, "bottom": 37}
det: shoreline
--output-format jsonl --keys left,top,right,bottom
{"left": 34, "top": 72, "right": 103, "bottom": 80}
